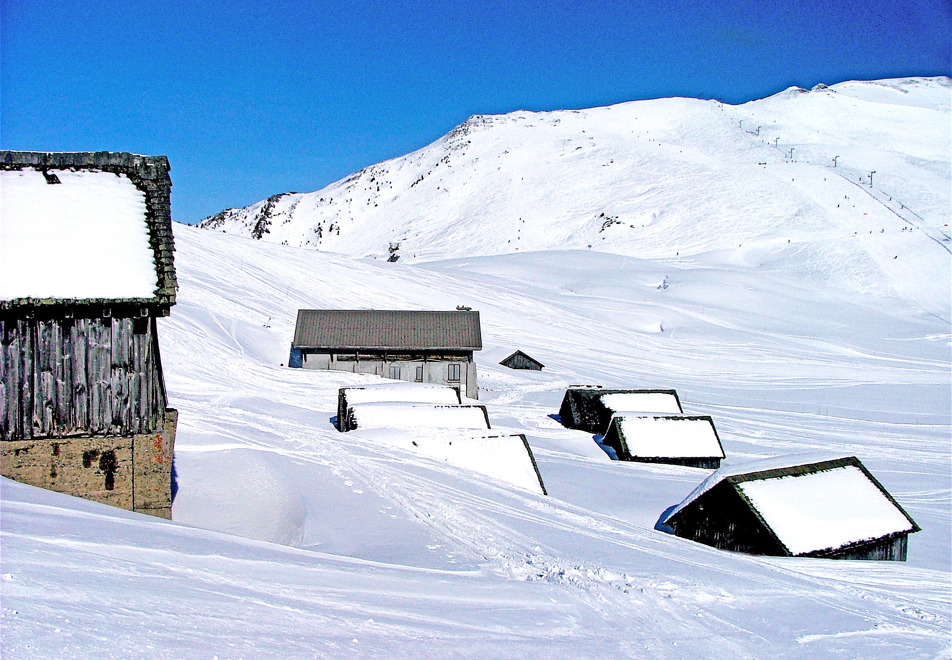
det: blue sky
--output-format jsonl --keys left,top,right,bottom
{"left": 2, "top": 1, "right": 950, "bottom": 224}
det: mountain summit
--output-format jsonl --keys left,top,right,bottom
{"left": 200, "top": 77, "right": 950, "bottom": 313}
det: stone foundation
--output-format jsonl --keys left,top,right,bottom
{"left": 1, "top": 409, "right": 177, "bottom": 519}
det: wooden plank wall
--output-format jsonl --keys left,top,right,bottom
{"left": 0, "top": 315, "right": 167, "bottom": 441}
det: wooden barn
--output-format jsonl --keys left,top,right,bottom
{"left": 601, "top": 415, "right": 725, "bottom": 468}
{"left": 290, "top": 309, "right": 482, "bottom": 399}
{"left": 499, "top": 350, "right": 544, "bottom": 371}
{"left": 658, "top": 456, "right": 920, "bottom": 560}
{"left": 0, "top": 150, "right": 178, "bottom": 519}
{"left": 558, "top": 386, "right": 682, "bottom": 434}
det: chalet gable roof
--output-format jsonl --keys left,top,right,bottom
{"left": 0, "top": 151, "right": 176, "bottom": 313}
{"left": 500, "top": 350, "right": 544, "bottom": 368}
{"left": 293, "top": 309, "right": 482, "bottom": 351}
{"left": 662, "top": 455, "right": 920, "bottom": 555}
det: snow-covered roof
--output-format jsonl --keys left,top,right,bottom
{"left": 737, "top": 465, "right": 915, "bottom": 555}
{"left": 347, "top": 403, "right": 491, "bottom": 431}
{"left": 340, "top": 383, "right": 461, "bottom": 406}
{"left": 0, "top": 151, "right": 176, "bottom": 311}
{"left": 600, "top": 392, "right": 683, "bottom": 415}
{"left": 609, "top": 415, "right": 724, "bottom": 459}
{"left": 662, "top": 455, "right": 919, "bottom": 555}
{"left": 356, "top": 428, "right": 546, "bottom": 494}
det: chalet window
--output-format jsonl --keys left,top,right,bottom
{"left": 390, "top": 366, "right": 402, "bottom": 380}
{"left": 448, "top": 363, "right": 461, "bottom": 382}
{"left": 415, "top": 365, "right": 424, "bottom": 382}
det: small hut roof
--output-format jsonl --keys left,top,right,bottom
{"left": 356, "top": 428, "right": 547, "bottom": 495}
{"left": 0, "top": 151, "right": 176, "bottom": 312}
{"left": 347, "top": 403, "right": 491, "bottom": 431}
{"left": 500, "top": 350, "right": 545, "bottom": 368}
{"left": 293, "top": 310, "right": 482, "bottom": 350}
{"left": 341, "top": 383, "right": 462, "bottom": 406}
{"left": 662, "top": 454, "right": 919, "bottom": 555}
{"left": 608, "top": 415, "right": 724, "bottom": 459}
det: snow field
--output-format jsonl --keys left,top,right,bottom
{"left": 3, "top": 224, "right": 949, "bottom": 657}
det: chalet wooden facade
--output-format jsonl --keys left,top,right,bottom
{"left": 659, "top": 456, "right": 920, "bottom": 560}
{"left": 290, "top": 309, "right": 482, "bottom": 399}
{"left": 0, "top": 151, "right": 178, "bottom": 518}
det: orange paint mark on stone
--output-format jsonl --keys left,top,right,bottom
{"left": 153, "top": 434, "right": 166, "bottom": 464}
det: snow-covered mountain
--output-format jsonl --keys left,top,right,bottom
{"left": 200, "top": 76, "right": 951, "bottom": 316}
{"left": 3, "top": 79, "right": 950, "bottom": 657}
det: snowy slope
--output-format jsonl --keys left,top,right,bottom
{"left": 3, "top": 219, "right": 949, "bottom": 657}
{"left": 200, "top": 76, "right": 951, "bottom": 317}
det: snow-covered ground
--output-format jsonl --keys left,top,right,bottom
{"left": 3, "top": 222, "right": 949, "bottom": 657}
{"left": 2, "top": 77, "right": 950, "bottom": 657}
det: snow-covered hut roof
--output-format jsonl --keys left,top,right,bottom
{"left": 357, "top": 428, "right": 547, "bottom": 495}
{"left": 605, "top": 415, "right": 725, "bottom": 460}
{"left": 0, "top": 151, "right": 176, "bottom": 313}
{"left": 661, "top": 455, "right": 919, "bottom": 556}
{"left": 345, "top": 403, "right": 491, "bottom": 432}
{"left": 292, "top": 310, "right": 482, "bottom": 350}
{"left": 599, "top": 392, "right": 683, "bottom": 415}
{"left": 337, "top": 383, "right": 462, "bottom": 430}
{"left": 558, "top": 386, "right": 683, "bottom": 433}
{"left": 340, "top": 383, "right": 462, "bottom": 406}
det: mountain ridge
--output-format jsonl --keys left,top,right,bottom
{"left": 198, "top": 76, "right": 951, "bottom": 316}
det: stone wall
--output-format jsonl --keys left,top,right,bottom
{"left": 0, "top": 409, "right": 177, "bottom": 519}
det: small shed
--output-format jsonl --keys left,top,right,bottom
{"left": 0, "top": 151, "right": 178, "bottom": 518}
{"left": 602, "top": 415, "right": 725, "bottom": 468}
{"left": 290, "top": 309, "right": 482, "bottom": 399}
{"left": 558, "top": 386, "right": 682, "bottom": 434}
{"left": 499, "top": 350, "right": 544, "bottom": 371}
{"left": 342, "top": 402, "right": 491, "bottom": 432}
{"left": 658, "top": 456, "right": 920, "bottom": 560}
{"left": 337, "top": 383, "right": 461, "bottom": 431}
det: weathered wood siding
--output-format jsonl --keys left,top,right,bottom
{"left": 1, "top": 315, "right": 167, "bottom": 441}
{"left": 667, "top": 481, "right": 786, "bottom": 556}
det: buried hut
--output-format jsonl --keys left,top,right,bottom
{"left": 337, "top": 382, "right": 461, "bottom": 431}
{"left": 558, "top": 386, "right": 682, "bottom": 434}
{"left": 499, "top": 350, "right": 544, "bottom": 371}
{"left": 0, "top": 151, "right": 178, "bottom": 518}
{"left": 601, "top": 415, "right": 725, "bottom": 468}
{"left": 342, "top": 402, "right": 491, "bottom": 433}
{"left": 289, "top": 309, "right": 481, "bottom": 399}
{"left": 657, "top": 455, "right": 920, "bottom": 560}
{"left": 336, "top": 383, "right": 545, "bottom": 495}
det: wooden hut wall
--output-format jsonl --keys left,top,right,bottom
{"left": 815, "top": 534, "right": 908, "bottom": 561}
{"left": 666, "top": 481, "right": 787, "bottom": 556}
{"left": 1, "top": 314, "right": 167, "bottom": 441}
